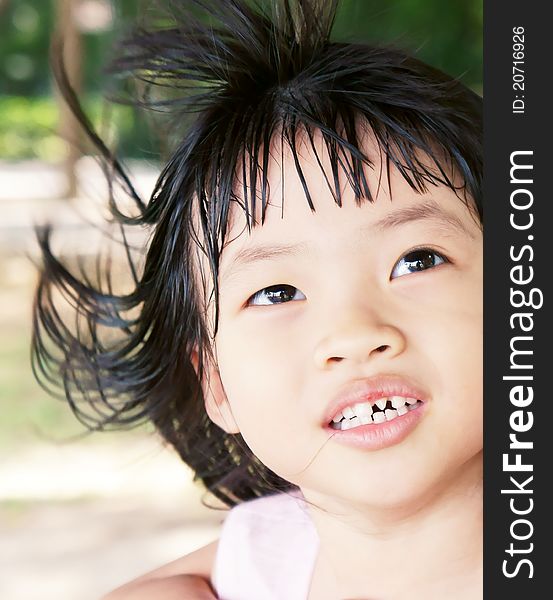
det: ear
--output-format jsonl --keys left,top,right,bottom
{"left": 191, "top": 348, "right": 240, "bottom": 434}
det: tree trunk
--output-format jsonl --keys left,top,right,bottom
{"left": 55, "top": 0, "right": 82, "bottom": 200}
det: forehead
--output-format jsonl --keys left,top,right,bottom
{"left": 221, "top": 129, "right": 479, "bottom": 258}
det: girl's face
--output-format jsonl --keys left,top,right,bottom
{"left": 203, "top": 135, "right": 483, "bottom": 509}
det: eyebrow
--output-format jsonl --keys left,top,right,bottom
{"left": 220, "top": 243, "right": 309, "bottom": 284}
{"left": 220, "top": 200, "right": 476, "bottom": 283}
{"left": 372, "top": 200, "right": 476, "bottom": 238}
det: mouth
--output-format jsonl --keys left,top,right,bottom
{"left": 328, "top": 397, "right": 424, "bottom": 430}
{"left": 322, "top": 375, "right": 428, "bottom": 449}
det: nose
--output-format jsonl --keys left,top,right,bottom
{"left": 313, "top": 309, "right": 406, "bottom": 370}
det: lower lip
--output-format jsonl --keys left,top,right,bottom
{"left": 323, "top": 403, "right": 427, "bottom": 450}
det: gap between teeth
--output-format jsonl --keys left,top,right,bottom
{"left": 330, "top": 397, "right": 422, "bottom": 430}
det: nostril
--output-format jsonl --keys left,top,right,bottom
{"left": 327, "top": 345, "right": 389, "bottom": 363}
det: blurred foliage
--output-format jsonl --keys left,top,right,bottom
{"left": 0, "top": 325, "right": 81, "bottom": 449}
{"left": 0, "top": 0, "right": 136, "bottom": 96}
{"left": 0, "top": 0, "right": 482, "bottom": 160}
{"left": 0, "top": 95, "right": 158, "bottom": 160}
{"left": 0, "top": 96, "right": 61, "bottom": 159}
{"left": 334, "top": 0, "right": 482, "bottom": 90}
{"left": 0, "top": 0, "right": 53, "bottom": 96}
{"left": 0, "top": 319, "right": 152, "bottom": 449}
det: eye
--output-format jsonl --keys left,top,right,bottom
{"left": 247, "top": 284, "right": 306, "bottom": 306}
{"left": 391, "top": 248, "right": 449, "bottom": 279}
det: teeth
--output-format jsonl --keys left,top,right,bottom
{"left": 391, "top": 396, "right": 406, "bottom": 409}
{"left": 385, "top": 408, "right": 398, "bottom": 421}
{"left": 373, "top": 412, "right": 386, "bottom": 424}
{"left": 330, "top": 398, "right": 423, "bottom": 429}
{"left": 332, "top": 411, "right": 344, "bottom": 423}
{"left": 353, "top": 402, "right": 373, "bottom": 417}
{"left": 342, "top": 406, "right": 355, "bottom": 419}
{"left": 349, "top": 416, "right": 361, "bottom": 429}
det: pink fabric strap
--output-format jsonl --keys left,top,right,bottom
{"left": 212, "top": 492, "right": 319, "bottom": 600}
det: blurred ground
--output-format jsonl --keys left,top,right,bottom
{"left": 0, "top": 160, "right": 224, "bottom": 600}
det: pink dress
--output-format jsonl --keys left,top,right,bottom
{"left": 212, "top": 492, "right": 319, "bottom": 599}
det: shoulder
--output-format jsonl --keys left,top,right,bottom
{"left": 102, "top": 574, "right": 217, "bottom": 600}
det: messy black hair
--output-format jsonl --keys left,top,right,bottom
{"left": 32, "top": 0, "right": 482, "bottom": 507}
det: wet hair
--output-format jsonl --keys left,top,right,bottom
{"left": 32, "top": 0, "right": 482, "bottom": 507}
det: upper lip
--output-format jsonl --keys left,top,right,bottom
{"left": 323, "top": 374, "right": 429, "bottom": 425}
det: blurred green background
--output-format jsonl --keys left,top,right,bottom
{"left": 0, "top": 0, "right": 482, "bottom": 162}
{"left": 0, "top": 2, "right": 482, "bottom": 599}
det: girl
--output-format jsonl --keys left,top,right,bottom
{"left": 33, "top": 1, "right": 483, "bottom": 598}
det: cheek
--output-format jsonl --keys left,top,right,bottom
{"left": 407, "top": 274, "right": 482, "bottom": 415}
{"left": 216, "top": 327, "right": 292, "bottom": 404}
{"left": 415, "top": 269, "right": 482, "bottom": 361}
{"left": 434, "top": 302, "right": 482, "bottom": 380}
{"left": 217, "top": 316, "right": 307, "bottom": 397}
{"left": 215, "top": 323, "right": 318, "bottom": 478}
{"left": 422, "top": 289, "right": 483, "bottom": 450}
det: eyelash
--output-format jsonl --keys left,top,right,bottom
{"left": 245, "top": 247, "right": 450, "bottom": 307}
{"left": 390, "top": 246, "right": 448, "bottom": 278}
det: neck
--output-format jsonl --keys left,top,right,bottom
{"left": 303, "top": 452, "right": 483, "bottom": 600}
